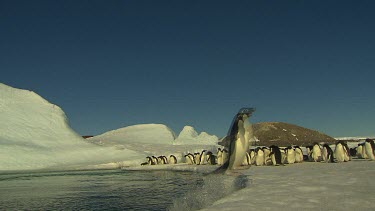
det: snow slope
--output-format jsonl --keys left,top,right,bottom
{"left": 87, "top": 124, "right": 176, "bottom": 145}
{"left": 87, "top": 125, "right": 219, "bottom": 165}
{"left": 201, "top": 161, "right": 375, "bottom": 210}
{"left": 0, "top": 83, "right": 144, "bottom": 171}
{"left": 174, "top": 126, "right": 219, "bottom": 145}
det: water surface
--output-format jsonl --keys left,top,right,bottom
{"left": 0, "top": 169, "right": 204, "bottom": 210}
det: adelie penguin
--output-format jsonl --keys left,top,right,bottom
{"left": 184, "top": 153, "right": 195, "bottom": 165}
{"left": 342, "top": 142, "right": 351, "bottom": 161}
{"left": 255, "top": 147, "right": 265, "bottom": 166}
{"left": 216, "top": 148, "right": 223, "bottom": 165}
{"left": 206, "top": 151, "right": 216, "bottom": 165}
{"left": 269, "top": 145, "right": 282, "bottom": 166}
{"left": 311, "top": 143, "right": 322, "bottom": 162}
{"left": 356, "top": 143, "right": 365, "bottom": 159}
{"left": 364, "top": 139, "right": 375, "bottom": 161}
{"left": 198, "top": 150, "right": 207, "bottom": 165}
{"left": 322, "top": 144, "right": 334, "bottom": 163}
{"left": 285, "top": 146, "right": 296, "bottom": 164}
{"left": 294, "top": 146, "right": 304, "bottom": 163}
{"left": 334, "top": 141, "right": 346, "bottom": 162}
{"left": 169, "top": 155, "right": 177, "bottom": 164}
{"left": 213, "top": 107, "right": 255, "bottom": 173}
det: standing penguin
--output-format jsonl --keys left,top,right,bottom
{"left": 184, "top": 153, "right": 195, "bottom": 165}
{"left": 312, "top": 143, "right": 322, "bottom": 162}
{"left": 269, "top": 145, "right": 282, "bottom": 166}
{"left": 194, "top": 152, "right": 200, "bottom": 165}
{"left": 216, "top": 148, "right": 223, "bottom": 165}
{"left": 249, "top": 149, "right": 256, "bottom": 165}
{"left": 334, "top": 141, "right": 346, "bottom": 162}
{"left": 305, "top": 145, "right": 314, "bottom": 161}
{"left": 322, "top": 144, "right": 334, "bottom": 163}
{"left": 242, "top": 151, "right": 251, "bottom": 166}
{"left": 342, "top": 142, "right": 351, "bottom": 162}
{"left": 285, "top": 146, "right": 296, "bottom": 164}
{"left": 255, "top": 147, "right": 265, "bottom": 166}
{"left": 198, "top": 150, "right": 207, "bottom": 165}
{"left": 169, "top": 155, "right": 177, "bottom": 164}
{"left": 294, "top": 146, "right": 304, "bottom": 163}
{"left": 206, "top": 151, "right": 216, "bottom": 165}
{"left": 356, "top": 143, "right": 365, "bottom": 158}
{"left": 364, "top": 139, "right": 375, "bottom": 161}
{"left": 263, "top": 147, "right": 272, "bottom": 165}
{"left": 213, "top": 107, "right": 255, "bottom": 173}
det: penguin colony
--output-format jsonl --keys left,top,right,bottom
{"left": 141, "top": 155, "right": 178, "bottom": 165}
{"left": 140, "top": 139, "right": 375, "bottom": 166}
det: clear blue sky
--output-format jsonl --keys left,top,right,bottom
{"left": 1, "top": 0, "right": 374, "bottom": 138}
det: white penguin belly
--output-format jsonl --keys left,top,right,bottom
{"left": 335, "top": 145, "right": 345, "bottom": 162}
{"left": 365, "top": 142, "right": 375, "bottom": 160}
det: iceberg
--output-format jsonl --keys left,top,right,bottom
{"left": 0, "top": 83, "right": 145, "bottom": 171}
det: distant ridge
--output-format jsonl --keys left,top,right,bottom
{"left": 253, "top": 122, "right": 336, "bottom": 146}
{"left": 219, "top": 122, "right": 336, "bottom": 147}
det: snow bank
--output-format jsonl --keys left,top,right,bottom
{"left": 0, "top": 83, "right": 145, "bottom": 171}
{"left": 200, "top": 161, "right": 375, "bottom": 211}
{"left": 88, "top": 124, "right": 176, "bottom": 145}
{"left": 174, "top": 126, "right": 219, "bottom": 145}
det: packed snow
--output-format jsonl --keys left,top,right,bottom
{"left": 173, "top": 126, "right": 219, "bottom": 145}
{"left": 199, "top": 161, "right": 375, "bottom": 211}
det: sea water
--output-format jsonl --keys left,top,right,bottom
{"left": 0, "top": 169, "right": 249, "bottom": 210}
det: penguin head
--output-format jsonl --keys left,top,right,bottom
{"left": 365, "top": 138, "right": 374, "bottom": 143}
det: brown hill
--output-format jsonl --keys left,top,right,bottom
{"left": 219, "top": 122, "right": 336, "bottom": 147}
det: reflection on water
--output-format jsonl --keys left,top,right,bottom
{"left": 0, "top": 169, "right": 204, "bottom": 210}
{"left": 0, "top": 169, "right": 249, "bottom": 210}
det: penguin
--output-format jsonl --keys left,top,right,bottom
{"left": 349, "top": 147, "right": 357, "bottom": 157}
{"left": 305, "top": 145, "right": 314, "bottom": 161}
{"left": 311, "top": 143, "right": 322, "bottom": 162}
{"left": 262, "top": 147, "right": 272, "bottom": 165}
{"left": 194, "top": 152, "right": 200, "bottom": 165}
{"left": 356, "top": 143, "right": 365, "bottom": 158}
{"left": 285, "top": 146, "right": 296, "bottom": 164}
{"left": 269, "top": 145, "right": 282, "bottom": 166}
{"left": 322, "top": 144, "right": 334, "bottom": 163}
{"left": 334, "top": 141, "right": 346, "bottom": 162}
{"left": 255, "top": 147, "right": 265, "bottom": 166}
{"left": 362, "top": 142, "right": 369, "bottom": 159}
{"left": 342, "top": 142, "right": 351, "bottom": 162}
{"left": 280, "top": 148, "right": 287, "bottom": 164}
{"left": 146, "top": 156, "right": 154, "bottom": 165}
{"left": 141, "top": 157, "right": 149, "bottom": 165}
{"left": 242, "top": 151, "right": 251, "bottom": 166}
{"left": 206, "top": 151, "right": 216, "bottom": 165}
{"left": 152, "top": 156, "right": 159, "bottom": 165}
{"left": 216, "top": 148, "right": 223, "bottom": 165}
{"left": 158, "top": 156, "right": 168, "bottom": 164}
{"left": 198, "top": 150, "right": 207, "bottom": 165}
{"left": 184, "top": 153, "right": 195, "bottom": 165}
{"left": 294, "top": 146, "right": 304, "bottom": 163}
{"left": 213, "top": 107, "right": 255, "bottom": 173}
{"left": 364, "top": 139, "right": 375, "bottom": 161}
{"left": 169, "top": 155, "right": 177, "bottom": 164}
{"left": 249, "top": 149, "right": 256, "bottom": 165}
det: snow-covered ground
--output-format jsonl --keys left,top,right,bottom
{"left": 199, "top": 160, "right": 375, "bottom": 211}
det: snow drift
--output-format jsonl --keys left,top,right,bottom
{"left": 173, "top": 126, "right": 219, "bottom": 145}
{"left": 87, "top": 124, "right": 176, "bottom": 145}
{"left": 0, "top": 83, "right": 144, "bottom": 171}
